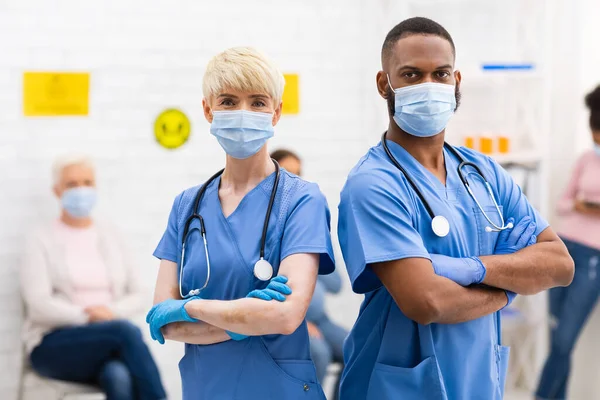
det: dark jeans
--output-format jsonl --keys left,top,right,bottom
{"left": 536, "top": 238, "right": 600, "bottom": 399}
{"left": 30, "top": 320, "right": 166, "bottom": 400}
{"left": 309, "top": 318, "right": 347, "bottom": 400}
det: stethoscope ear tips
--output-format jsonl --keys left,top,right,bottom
{"left": 506, "top": 222, "right": 514, "bottom": 229}
{"left": 485, "top": 226, "right": 493, "bottom": 233}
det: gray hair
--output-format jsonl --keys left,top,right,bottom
{"left": 52, "top": 153, "right": 95, "bottom": 185}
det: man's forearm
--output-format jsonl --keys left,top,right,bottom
{"left": 184, "top": 297, "right": 304, "bottom": 336}
{"left": 481, "top": 241, "right": 574, "bottom": 295}
{"left": 428, "top": 279, "right": 507, "bottom": 324}
{"left": 163, "top": 321, "right": 230, "bottom": 345}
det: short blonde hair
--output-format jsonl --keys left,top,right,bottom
{"left": 52, "top": 153, "right": 95, "bottom": 184}
{"left": 202, "top": 47, "right": 285, "bottom": 104}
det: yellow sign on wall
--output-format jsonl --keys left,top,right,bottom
{"left": 282, "top": 73, "right": 300, "bottom": 115}
{"left": 23, "top": 72, "right": 90, "bottom": 116}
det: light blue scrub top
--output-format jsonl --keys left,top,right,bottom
{"left": 154, "top": 170, "right": 335, "bottom": 400}
{"left": 337, "top": 141, "right": 548, "bottom": 400}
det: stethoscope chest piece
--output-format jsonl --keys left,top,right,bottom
{"left": 431, "top": 215, "right": 450, "bottom": 238}
{"left": 254, "top": 258, "right": 274, "bottom": 281}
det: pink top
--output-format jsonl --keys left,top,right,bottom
{"left": 557, "top": 150, "right": 600, "bottom": 250}
{"left": 54, "top": 220, "right": 113, "bottom": 308}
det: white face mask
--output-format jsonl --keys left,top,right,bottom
{"left": 209, "top": 110, "right": 275, "bottom": 159}
{"left": 61, "top": 187, "right": 97, "bottom": 218}
{"left": 387, "top": 75, "right": 456, "bottom": 137}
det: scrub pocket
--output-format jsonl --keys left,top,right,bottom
{"left": 495, "top": 345, "right": 510, "bottom": 397}
{"left": 474, "top": 206, "right": 503, "bottom": 256}
{"left": 366, "top": 357, "right": 445, "bottom": 400}
{"left": 233, "top": 338, "right": 324, "bottom": 400}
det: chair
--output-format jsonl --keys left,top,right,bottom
{"left": 17, "top": 345, "right": 105, "bottom": 400}
{"left": 501, "top": 297, "right": 547, "bottom": 391}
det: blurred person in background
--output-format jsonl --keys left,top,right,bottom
{"left": 147, "top": 47, "right": 335, "bottom": 400}
{"left": 20, "top": 154, "right": 166, "bottom": 400}
{"left": 271, "top": 149, "right": 348, "bottom": 400}
{"left": 536, "top": 86, "right": 600, "bottom": 400}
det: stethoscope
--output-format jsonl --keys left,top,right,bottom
{"left": 381, "top": 132, "right": 513, "bottom": 238}
{"left": 179, "top": 159, "right": 280, "bottom": 298}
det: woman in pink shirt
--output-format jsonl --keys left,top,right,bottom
{"left": 20, "top": 155, "right": 166, "bottom": 400}
{"left": 536, "top": 86, "right": 600, "bottom": 400}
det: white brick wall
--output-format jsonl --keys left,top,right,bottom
{"left": 0, "top": 1, "right": 398, "bottom": 398}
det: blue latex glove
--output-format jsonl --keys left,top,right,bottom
{"left": 146, "top": 297, "right": 198, "bottom": 344}
{"left": 246, "top": 275, "right": 292, "bottom": 302}
{"left": 494, "top": 217, "right": 537, "bottom": 255}
{"left": 430, "top": 253, "right": 486, "bottom": 286}
{"left": 226, "top": 275, "right": 292, "bottom": 341}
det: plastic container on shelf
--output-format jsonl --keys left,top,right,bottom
{"left": 498, "top": 136, "right": 510, "bottom": 154}
{"left": 462, "top": 135, "right": 513, "bottom": 155}
{"left": 479, "top": 136, "right": 494, "bottom": 155}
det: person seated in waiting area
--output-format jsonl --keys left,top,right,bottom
{"left": 20, "top": 154, "right": 166, "bottom": 400}
{"left": 271, "top": 149, "right": 348, "bottom": 400}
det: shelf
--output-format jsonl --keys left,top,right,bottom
{"left": 489, "top": 151, "right": 542, "bottom": 165}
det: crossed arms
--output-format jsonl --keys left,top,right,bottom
{"left": 374, "top": 226, "right": 573, "bottom": 325}
{"left": 152, "top": 254, "right": 318, "bottom": 344}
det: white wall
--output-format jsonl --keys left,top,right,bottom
{"left": 2, "top": 0, "right": 600, "bottom": 399}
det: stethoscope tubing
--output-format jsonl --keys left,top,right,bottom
{"left": 179, "top": 160, "right": 280, "bottom": 298}
{"left": 381, "top": 131, "right": 511, "bottom": 235}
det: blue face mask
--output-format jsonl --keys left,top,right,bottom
{"left": 595, "top": 143, "right": 600, "bottom": 157}
{"left": 210, "top": 110, "right": 275, "bottom": 159}
{"left": 388, "top": 76, "right": 456, "bottom": 137}
{"left": 61, "top": 187, "right": 97, "bottom": 218}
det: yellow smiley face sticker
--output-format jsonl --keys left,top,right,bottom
{"left": 154, "top": 109, "right": 191, "bottom": 149}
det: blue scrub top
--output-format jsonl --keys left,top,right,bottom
{"left": 154, "top": 170, "right": 335, "bottom": 400}
{"left": 337, "top": 141, "right": 548, "bottom": 400}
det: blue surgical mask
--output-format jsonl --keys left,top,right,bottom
{"left": 594, "top": 143, "right": 600, "bottom": 157}
{"left": 61, "top": 187, "right": 97, "bottom": 218}
{"left": 210, "top": 110, "right": 275, "bottom": 159}
{"left": 388, "top": 76, "right": 456, "bottom": 137}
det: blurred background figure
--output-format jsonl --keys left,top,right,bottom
{"left": 19, "top": 154, "right": 166, "bottom": 400}
{"left": 271, "top": 149, "right": 348, "bottom": 400}
{"left": 535, "top": 86, "right": 600, "bottom": 400}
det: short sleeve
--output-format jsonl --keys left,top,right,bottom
{"left": 338, "top": 172, "right": 430, "bottom": 294}
{"left": 489, "top": 159, "right": 549, "bottom": 236}
{"left": 153, "top": 193, "right": 183, "bottom": 262}
{"left": 280, "top": 182, "right": 335, "bottom": 275}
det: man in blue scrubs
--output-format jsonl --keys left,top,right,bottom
{"left": 337, "top": 17, "right": 574, "bottom": 400}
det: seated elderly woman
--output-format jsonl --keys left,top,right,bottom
{"left": 20, "top": 154, "right": 166, "bottom": 400}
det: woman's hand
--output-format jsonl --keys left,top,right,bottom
{"left": 85, "top": 305, "right": 115, "bottom": 322}
{"left": 246, "top": 275, "right": 292, "bottom": 302}
{"left": 226, "top": 275, "right": 293, "bottom": 341}
{"left": 146, "top": 297, "right": 199, "bottom": 344}
{"left": 574, "top": 200, "right": 590, "bottom": 214}
{"left": 575, "top": 200, "right": 600, "bottom": 217}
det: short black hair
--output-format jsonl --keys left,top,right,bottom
{"left": 585, "top": 85, "right": 600, "bottom": 131}
{"left": 382, "top": 17, "right": 455, "bottom": 65}
{"left": 270, "top": 149, "right": 301, "bottom": 163}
